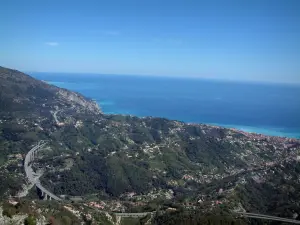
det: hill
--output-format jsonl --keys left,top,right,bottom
{"left": 1, "top": 66, "right": 300, "bottom": 224}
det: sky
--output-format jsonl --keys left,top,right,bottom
{"left": 0, "top": 0, "right": 300, "bottom": 83}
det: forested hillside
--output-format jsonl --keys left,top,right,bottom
{"left": 1, "top": 66, "right": 300, "bottom": 224}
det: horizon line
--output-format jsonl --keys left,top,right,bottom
{"left": 26, "top": 70, "right": 300, "bottom": 86}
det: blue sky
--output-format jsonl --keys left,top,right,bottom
{"left": 0, "top": 0, "right": 300, "bottom": 83}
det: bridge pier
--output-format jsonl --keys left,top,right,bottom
{"left": 25, "top": 142, "right": 61, "bottom": 202}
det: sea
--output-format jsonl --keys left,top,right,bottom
{"left": 30, "top": 72, "right": 300, "bottom": 139}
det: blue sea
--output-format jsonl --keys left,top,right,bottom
{"left": 31, "top": 73, "right": 300, "bottom": 139}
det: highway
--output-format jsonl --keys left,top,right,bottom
{"left": 236, "top": 212, "right": 300, "bottom": 224}
{"left": 114, "top": 211, "right": 300, "bottom": 222}
{"left": 23, "top": 143, "right": 300, "bottom": 222}
{"left": 114, "top": 212, "right": 152, "bottom": 218}
{"left": 24, "top": 141, "right": 62, "bottom": 201}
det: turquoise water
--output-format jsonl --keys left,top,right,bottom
{"left": 31, "top": 73, "right": 300, "bottom": 139}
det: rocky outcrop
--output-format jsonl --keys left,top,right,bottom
{"left": 57, "top": 89, "right": 101, "bottom": 114}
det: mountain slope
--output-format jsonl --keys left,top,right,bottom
{"left": 0, "top": 66, "right": 101, "bottom": 116}
{"left": 1, "top": 66, "right": 300, "bottom": 220}
{"left": 0, "top": 66, "right": 101, "bottom": 198}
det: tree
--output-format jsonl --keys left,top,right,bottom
{"left": 24, "top": 215, "right": 37, "bottom": 225}
{"left": 61, "top": 216, "right": 72, "bottom": 225}
{"left": 2, "top": 209, "right": 13, "bottom": 218}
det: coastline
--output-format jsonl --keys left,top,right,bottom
{"left": 43, "top": 79, "right": 300, "bottom": 140}
{"left": 102, "top": 110, "right": 300, "bottom": 140}
{"left": 208, "top": 123, "right": 300, "bottom": 139}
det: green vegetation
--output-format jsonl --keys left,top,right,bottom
{"left": 153, "top": 209, "right": 247, "bottom": 225}
{"left": 24, "top": 215, "right": 37, "bottom": 225}
{"left": 1, "top": 66, "right": 300, "bottom": 223}
{"left": 2, "top": 206, "right": 16, "bottom": 218}
{"left": 121, "top": 217, "right": 144, "bottom": 225}
{"left": 39, "top": 114, "right": 252, "bottom": 198}
{"left": 234, "top": 162, "right": 300, "bottom": 217}
{"left": 2, "top": 200, "right": 34, "bottom": 219}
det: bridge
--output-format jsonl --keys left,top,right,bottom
{"left": 24, "top": 141, "right": 62, "bottom": 201}
{"left": 236, "top": 212, "right": 300, "bottom": 224}
{"left": 23, "top": 142, "right": 300, "bottom": 223}
{"left": 114, "top": 211, "right": 300, "bottom": 223}
{"left": 114, "top": 212, "right": 152, "bottom": 218}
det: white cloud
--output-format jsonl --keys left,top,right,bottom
{"left": 45, "top": 42, "right": 59, "bottom": 46}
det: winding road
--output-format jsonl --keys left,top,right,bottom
{"left": 24, "top": 141, "right": 61, "bottom": 201}
{"left": 52, "top": 110, "right": 61, "bottom": 124}
{"left": 23, "top": 143, "right": 300, "bottom": 223}
{"left": 23, "top": 139, "right": 300, "bottom": 222}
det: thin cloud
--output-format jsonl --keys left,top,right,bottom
{"left": 45, "top": 42, "right": 59, "bottom": 46}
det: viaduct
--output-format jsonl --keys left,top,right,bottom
{"left": 23, "top": 142, "right": 300, "bottom": 223}
{"left": 24, "top": 141, "right": 61, "bottom": 201}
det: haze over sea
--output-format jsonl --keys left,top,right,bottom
{"left": 32, "top": 73, "right": 300, "bottom": 139}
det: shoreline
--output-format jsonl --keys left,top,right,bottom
{"left": 44, "top": 80, "right": 300, "bottom": 140}
{"left": 208, "top": 123, "right": 300, "bottom": 139}
{"left": 103, "top": 111, "right": 300, "bottom": 140}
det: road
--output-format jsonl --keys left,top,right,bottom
{"left": 24, "top": 141, "right": 62, "bottom": 201}
{"left": 23, "top": 142, "right": 300, "bottom": 222}
{"left": 236, "top": 212, "right": 300, "bottom": 224}
{"left": 114, "top": 211, "right": 300, "bottom": 222}
{"left": 114, "top": 212, "right": 152, "bottom": 218}
{"left": 52, "top": 110, "right": 60, "bottom": 124}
